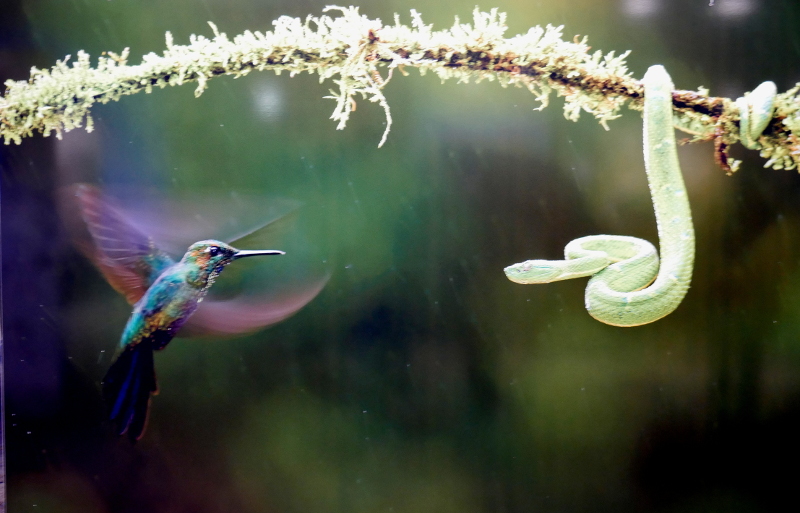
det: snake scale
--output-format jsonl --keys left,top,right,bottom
{"left": 504, "top": 65, "right": 777, "bottom": 327}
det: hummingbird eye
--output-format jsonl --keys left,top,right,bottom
{"left": 207, "top": 246, "right": 221, "bottom": 257}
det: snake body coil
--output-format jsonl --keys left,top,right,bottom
{"left": 736, "top": 80, "right": 777, "bottom": 150}
{"left": 504, "top": 65, "right": 695, "bottom": 326}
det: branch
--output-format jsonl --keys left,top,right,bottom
{"left": 1, "top": 6, "right": 799, "bottom": 170}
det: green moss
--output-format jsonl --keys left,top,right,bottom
{"left": 0, "top": 7, "right": 634, "bottom": 147}
{"left": 1, "top": 6, "right": 798, "bottom": 171}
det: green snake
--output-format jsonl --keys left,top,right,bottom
{"left": 504, "top": 65, "right": 777, "bottom": 327}
{"left": 736, "top": 80, "right": 777, "bottom": 150}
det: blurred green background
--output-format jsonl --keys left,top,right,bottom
{"left": 3, "top": 0, "right": 800, "bottom": 512}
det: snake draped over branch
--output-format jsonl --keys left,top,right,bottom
{"left": 503, "top": 65, "right": 777, "bottom": 327}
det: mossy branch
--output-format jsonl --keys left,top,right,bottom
{"left": 2, "top": 6, "right": 799, "bottom": 171}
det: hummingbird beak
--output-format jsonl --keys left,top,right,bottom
{"left": 232, "top": 249, "right": 285, "bottom": 259}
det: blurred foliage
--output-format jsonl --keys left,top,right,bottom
{"left": 4, "top": 1, "right": 800, "bottom": 513}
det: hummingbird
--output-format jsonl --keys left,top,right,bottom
{"left": 103, "top": 240, "right": 283, "bottom": 440}
{"left": 67, "top": 184, "right": 324, "bottom": 440}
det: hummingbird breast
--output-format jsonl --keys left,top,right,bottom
{"left": 121, "top": 264, "right": 210, "bottom": 350}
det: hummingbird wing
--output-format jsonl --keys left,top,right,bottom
{"left": 181, "top": 275, "right": 329, "bottom": 336}
{"left": 69, "top": 184, "right": 176, "bottom": 304}
{"left": 88, "top": 186, "right": 302, "bottom": 256}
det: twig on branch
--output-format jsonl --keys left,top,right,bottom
{"left": 1, "top": 6, "right": 799, "bottom": 170}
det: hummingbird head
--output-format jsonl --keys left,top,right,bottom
{"left": 182, "top": 240, "right": 285, "bottom": 284}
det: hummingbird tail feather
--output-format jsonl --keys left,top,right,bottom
{"left": 103, "top": 343, "right": 158, "bottom": 441}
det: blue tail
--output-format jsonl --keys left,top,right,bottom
{"left": 103, "top": 343, "right": 158, "bottom": 441}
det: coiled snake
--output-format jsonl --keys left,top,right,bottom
{"left": 504, "top": 65, "right": 777, "bottom": 327}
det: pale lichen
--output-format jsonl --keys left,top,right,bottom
{"left": 758, "top": 85, "right": 800, "bottom": 171}
{"left": 1, "top": 6, "right": 799, "bottom": 171}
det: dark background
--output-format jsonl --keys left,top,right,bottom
{"left": 3, "top": 0, "right": 800, "bottom": 512}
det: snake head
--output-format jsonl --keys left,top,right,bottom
{"left": 504, "top": 260, "right": 563, "bottom": 284}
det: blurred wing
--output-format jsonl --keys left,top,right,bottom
{"left": 227, "top": 208, "right": 299, "bottom": 250}
{"left": 70, "top": 184, "right": 175, "bottom": 304}
{"left": 179, "top": 275, "right": 329, "bottom": 337}
{"left": 107, "top": 189, "right": 301, "bottom": 255}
